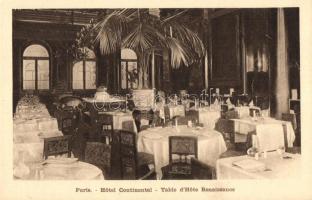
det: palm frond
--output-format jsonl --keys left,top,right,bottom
{"left": 161, "top": 19, "right": 205, "bottom": 66}
{"left": 165, "top": 37, "right": 190, "bottom": 68}
{"left": 122, "top": 22, "right": 166, "bottom": 53}
{"left": 93, "top": 9, "right": 131, "bottom": 55}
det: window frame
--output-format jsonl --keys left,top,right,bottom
{"left": 22, "top": 44, "right": 51, "bottom": 91}
{"left": 121, "top": 58, "right": 139, "bottom": 90}
{"left": 72, "top": 58, "right": 97, "bottom": 91}
{"left": 120, "top": 48, "right": 139, "bottom": 90}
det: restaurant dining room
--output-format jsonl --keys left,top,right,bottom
{"left": 11, "top": 8, "right": 301, "bottom": 180}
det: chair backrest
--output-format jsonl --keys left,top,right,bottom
{"left": 215, "top": 119, "right": 235, "bottom": 134}
{"left": 118, "top": 130, "right": 138, "bottom": 180}
{"left": 164, "top": 106, "right": 171, "bottom": 122}
{"left": 225, "top": 110, "right": 239, "bottom": 119}
{"left": 61, "top": 117, "right": 76, "bottom": 134}
{"left": 221, "top": 104, "right": 229, "bottom": 112}
{"left": 96, "top": 113, "right": 114, "bottom": 144}
{"left": 132, "top": 110, "right": 141, "bottom": 132}
{"left": 121, "top": 120, "right": 136, "bottom": 133}
{"left": 250, "top": 108, "right": 261, "bottom": 117}
{"left": 43, "top": 135, "right": 72, "bottom": 159}
{"left": 169, "top": 136, "right": 198, "bottom": 164}
{"left": 84, "top": 142, "right": 112, "bottom": 177}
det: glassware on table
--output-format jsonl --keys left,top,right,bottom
{"left": 277, "top": 146, "right": 285, "bottom": 158}
{"left": 247, "top": 147, "right": 260, "bottom": 160}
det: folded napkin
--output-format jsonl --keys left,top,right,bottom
{"left": 249, "top": 100, "right": 254, "bottom": 107}
{"left": 213, "top": 98, "right": 219, "bottom": 105}
{"left": 232, "top": 159, "right": 266, "bottom": 172}
{"left": 226, "top": 98, "right": 232, "bottom": 105}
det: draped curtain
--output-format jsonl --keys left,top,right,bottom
{"left": 275, "top": 8, "right": 290, "bottom": 119}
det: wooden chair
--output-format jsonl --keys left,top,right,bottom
{"left": 43, "top": 135, "right": 72, "bottom": 159}
{"left": 117, "top": 130, "right": 155, "bottom": 180}
{"left": 84, "top": 142, "right": 111, "bottom": 179}
{"left": 224, "top": 110, "right": 239, "bottom": 120}
{"left": 164, "top": 106, "right": 171, "bottom": 122}
{"left": 95, "top": 113, "right": 114, "bottom": 144}
{"left": 162, "top": 136, "right": 198, "bottom": 180}
{"left": 132, "top": 110, "right": 141, "bottom": 132}
{"left": 220, "top": 104, "right": 229, "bottom": 118}
{"left": 163, "top": 105, "right": 177, "bottom": 126}
{"left": 215, "top": 118, "right": 235, "bottom": 143}
{"left": 191, "top": 157, "right": 214, "bottom": 179}
{"left": 54, "top": 96, "right": 83, "bottom": 134}
{"left": 249, "top": 108, "right": 261, "bottom": 117}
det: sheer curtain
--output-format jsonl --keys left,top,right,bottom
{"left": 275, "top": 8, "right": 290, "bottom": 119}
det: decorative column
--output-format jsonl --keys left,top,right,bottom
{"left": 203, "top": 9, "right": 209, "bottom": 89}
{"left": 151, "top": 50, "right": 155, "bottom": 88}
{"left": 275, "top": 8, "right": 290, "bottom": 119}
{"left": 204, "top": 50, "right": 209, "bottom": 89}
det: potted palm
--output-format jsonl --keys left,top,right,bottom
{"left": 75, "top": 9, "right": 206, "bottom": 84}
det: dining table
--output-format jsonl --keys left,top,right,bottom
{"left": 231, "top": 117, "right": 296, "bottom": 148}
{"left": 158, "top": 104, "right": 186, "bottom": 120}
{"left": 105, "top": 111, "right": 138, "bottom": 133}
{"left": 13, "top": 95, "right": 69, "bottom": 179}
{"left": 216, "top": 151, "right": 301, "bottom": 179}
{"left": 137, "top": 125, "right": 227, "bottom": 179}
{"left": 14, "top": 158, "right": 105, "bottom": 180}
{"left": 196, "top": 107, "right": 221, "bottom": 130}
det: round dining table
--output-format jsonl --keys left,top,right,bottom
{"left": 14, "top": 159, "right": 105, "bottom": 180}
{"left": 137, "top": 125, "right": 227, "bottom": 179}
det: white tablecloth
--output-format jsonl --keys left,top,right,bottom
{"left": 14, "top": 129, "right": 64, "bottom": 162}
{"left": 216, "top": 152, "right": 301, "bottom": 179}
{"left": 232, "top": 117, "right": 296, "bottom": 148}
{"left": 235, "top": 106, "right": 250, "bottom": 118}
{"left": 14, "top": 161, "right": 104, "bottom": 180}
{"left": 14, "top": 118, "right": 59, "bottom": 132}
{"left": 105, "top": 111, "right": 138, "bottom": 133}
{"left": 255, "top": 124, "right": 285, "bottom": 151}
{"left": 159, "top": 105, "right": 185, "bottom": 120}
{"left": 137, "top": 126, "right": 227, "bottom": 178}
{"left": 13, "top": 95, "right": 65, "bottom": 174}
{"left": 197, "top": 108, "right": 221, "bottom": 129}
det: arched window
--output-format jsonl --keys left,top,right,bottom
{"left": 121, "top": 48, "right": 138, "bottom": 89}
{"left": 72, "top": 48, "right": 96, "bottom": 90}
{"left": 23, "top": 44, "right": 50, "bottom": 90}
